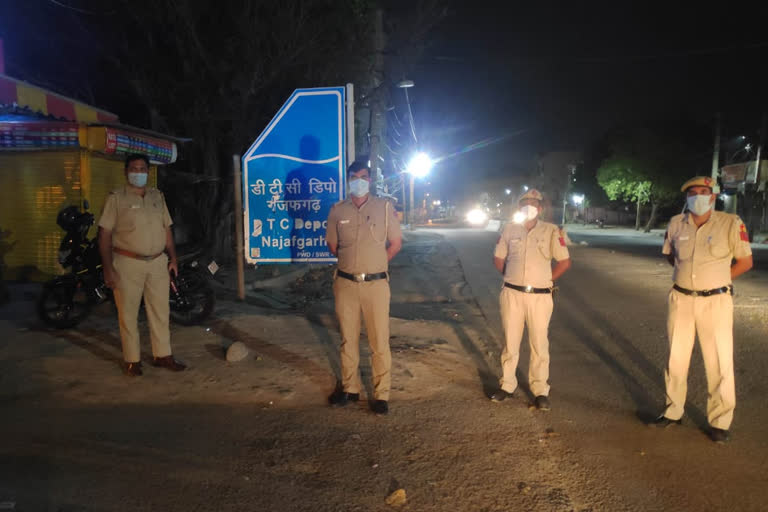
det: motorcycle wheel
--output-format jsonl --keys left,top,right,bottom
{"left": 169, "top": 270, "right": 215, "bottom": 326}
{"left": 38, "top": 279, "right": 92, "bottom": 328}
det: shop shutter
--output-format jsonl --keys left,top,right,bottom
{"left": 0, "top": 152, "right": 81, "bottom": 277}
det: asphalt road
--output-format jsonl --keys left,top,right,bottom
{"left": 431, "top": 226, "right": 768, "bottom": 511}
{"left": 1, "top": 226, "right": 765, "bottom": 511}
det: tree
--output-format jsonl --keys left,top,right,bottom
{"left": 86, "top": 0, "right": 378, "bottom": 258}
{"left": 597, "top": 157, "right": 652, "bottom": 230}
{"left": 596, "top": 122, "right": 710, "bottom": 231}
{"left": 82, "top": 0, "right": 443, "bottom": 259}
{"left": 2, "top": 0, "right": 445, "bottom": 259}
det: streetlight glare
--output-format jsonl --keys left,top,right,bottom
{"left": 407, "top": 152, "right": 432, "bottom": 178}
{"left": 572, "top": 193, "right": 585, "bottom": 205}
{"left": 505, "top": 188, "right": 511, "bottom": 195}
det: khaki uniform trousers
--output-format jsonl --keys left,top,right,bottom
{"left": 499, "top": 288, "right": 553, "bottom": 397}
{"left": 665, "top": 289, "right": 735, "bottom": 429}
{"left": 112, "top": 253, "right": 172, "bottom": 363}
{"left": 333, "top": 277, "right": 392, "bottom": 401}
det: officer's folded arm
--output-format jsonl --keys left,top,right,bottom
{"left": 386, "top": 237, "right": 402, "bottom": 261}
{"left": 493, "top": 256, "right": 505, "bottom": 274}
{"left": 551, "top": 257, "right": 571, "bottom": 281}
{"left": 731, "top": 255, "right": 753, "bottom": 279}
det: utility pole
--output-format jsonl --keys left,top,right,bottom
{"left": 367, "top": 7, "right": 386, "bottom": 193}
{"left": 747, "top": 112, "right": 766, "bottom": 242}
{"left": 711, "top": 112, "right": 721, "bottom": 182}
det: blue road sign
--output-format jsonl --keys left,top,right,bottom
{"left": 242, "top": 87, "right": 346, "bottom": 264}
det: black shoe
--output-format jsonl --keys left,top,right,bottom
{"left": 650, "top": 415, "right": 682, "bottom": 428}
{"left": 710, "top": 428, "right": 730, "bottom": 444}
{"left": 490, "top": 390, "right": 512, "bottom": 402}
{"left": 328, "top": 390, "right": 359, "bottom": 407}
{"left": 151, "top": 355, "right": 187, "bottom": 371}
{"left": 534, "top": 395, "right": 551, "bottom": 411}
{"left": 371, "top": 400, "right": 389, "bottom": 415}
{"left": 124, "top": 362, "right": 143, "bottom": 377}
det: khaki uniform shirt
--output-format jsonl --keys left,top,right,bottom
{"left": 98, "top": 186, "right": 173, "bottom": 256}
{"left": 663, "top": 211, "right": 752, "bottom": 290}
{"left": 494, "top": 220, "right": 570, "bottom": 288}
{"left": 326, "top": 196, "right": 402, "bottom": 274}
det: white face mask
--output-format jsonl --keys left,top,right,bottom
{"left": 349, "top": 178, "right": 369, "bottom": 197}
{"left": 686, "top": 194, "right": 712, "bottom": 216}
{"left": 520, "top": 204, "right": 539, "bottom": 221}
{"left": 127, "top": 172, "right": 148, "bottom": 188}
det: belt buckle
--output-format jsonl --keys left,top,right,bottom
{"left": 355, "top": 273, "right": 366, "bottom": 282}
{"left": 525, "top": 285, "right": 533, "bottom": 293}
{"left": 691, "top": 290, "right": 700, "bottom": 297}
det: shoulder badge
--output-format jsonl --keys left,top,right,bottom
{"left": 740, "top": 223, "right": 749, "bottom": 242}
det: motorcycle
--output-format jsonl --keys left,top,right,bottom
{"left": 38, "top": 201, "right": 215, "bottom": 329}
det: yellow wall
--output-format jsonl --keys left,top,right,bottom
{"left": 0, "top": 152, "right": 158, "bottom": 278}
{"left": 0, "top": 152, "right": 82, "bottom": 277}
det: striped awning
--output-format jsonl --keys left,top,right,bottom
{"left": 0, "top": 73, "right": 118, "bottom": 123}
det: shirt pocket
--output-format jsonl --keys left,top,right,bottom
{"left": 674, "top": 235, "right": 694, "bottom": 259}
{"left": 507, "top": 238, "right": 522, "bottom": 255}
{"left": 368, "top": 219, "right": 387, "bottom": 244}
{"left": 115, "top": 206, "right": 139, "bottom": 233}
{"left": 708, "top": 240, "right": 731, "bottom": 259}
{"left": 537, "top": 238, "right": 552, "bottom": 259}
{"left": 337, "top": 220, "right": 356, "bottom": 247}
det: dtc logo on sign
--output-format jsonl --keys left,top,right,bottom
{"left": 242, "top": 87, "right": 346, "bottom": 264}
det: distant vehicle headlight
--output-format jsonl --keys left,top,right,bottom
{"left": 465, "top": 209, "right": 488, "bottom": 226}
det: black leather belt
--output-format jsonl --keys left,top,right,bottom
{"left": 504, "top": 283, "right": 553, "bottom": 294}
{"left": 337, "top": 270, "right": 388, "bottom": 282}
{"left": 113, "top": 248, "right": 164, "bottom": 261}
{"left": 673, "top": 284, "right": 732, "bottom": 297}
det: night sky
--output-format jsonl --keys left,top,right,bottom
{"left": 411, "top": 2, "right": 768, "bottom": 199}
{"left": 2, "top": 2, "right": 767, "bottom": 202}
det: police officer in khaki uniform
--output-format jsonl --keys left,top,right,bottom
{"left": 653, "top": 176, "right": 752, "bottom": 443}
{"left": 325, "top": 160, "right": 402, "bottom": 415}
{"left": 98, "top": 153, "right": 186, "bottom": 376}
{"left": 490, "top": 189, "right": 571, "bottom": 410}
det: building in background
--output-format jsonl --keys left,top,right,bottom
{"left": 720, "top": 159, "right": 768, "bottom": 240}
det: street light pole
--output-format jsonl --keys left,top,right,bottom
{"left": 397, "top": 79, "right": 418, "bottom": 229}
{"left": 401, "top": 173, "right": 407, "bottom": 226}
{"left": 405, "top": 152, "right": 433, "bottom": 230}
{"left": 711, "top": 112, "right": 721, "bottom": 181}
{"left": 409, "top": 174, "right": 415, "bottom": 228}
